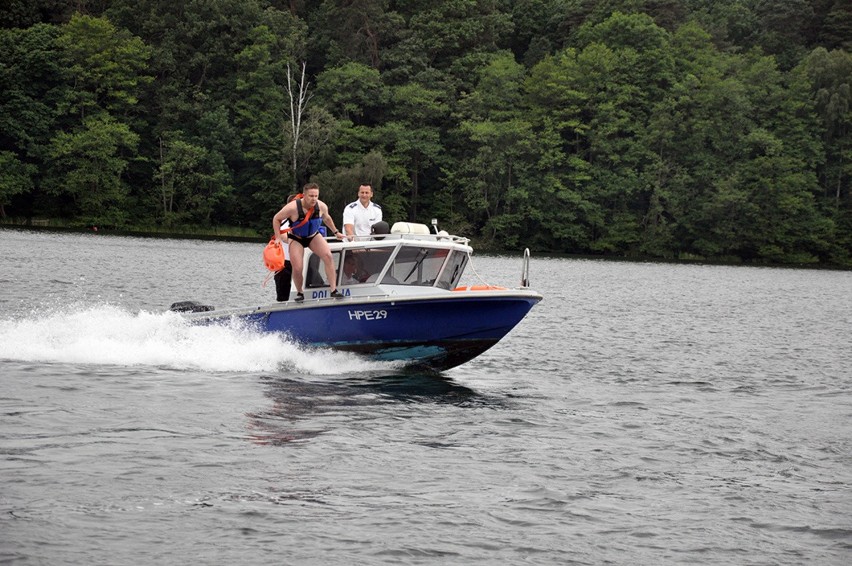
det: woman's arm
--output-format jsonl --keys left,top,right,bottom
{"left": 321, "top": 203, "right": 343, "bottom": 239}
{"left": 273, "top": 202, "right": 295, "bottom": 241}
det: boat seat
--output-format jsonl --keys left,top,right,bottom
{"left": 390, "top": 222, "right": 430, "bottom": 235}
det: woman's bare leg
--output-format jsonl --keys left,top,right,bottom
{"left": 308, "top": 236, "right": 338, "bottom": 293}
{"left": 289, "top": 240, "right": 306, "bottom": 294}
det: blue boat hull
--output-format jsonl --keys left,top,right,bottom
{"left": 216, "top": 294, "right": 541, "bottom": 370}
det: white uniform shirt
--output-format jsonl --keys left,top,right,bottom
{"left": 343, "top": 201, "right": 382, "bottom": 236}
{"left": 280, "top": 219, "right": 291, "bottom": 260}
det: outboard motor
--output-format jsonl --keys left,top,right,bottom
{"left": 169, "top": 300, "right": 214, "bottom": 313}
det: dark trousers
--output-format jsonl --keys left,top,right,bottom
{"left": 274, "top": 260, "right": 292, "bottom": 301}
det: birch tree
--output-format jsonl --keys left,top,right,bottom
{"left": 285, "top": 61, "right": 312, "bottom": 191}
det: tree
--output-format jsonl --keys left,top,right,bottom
{"left": 0, "top": 151, "right": 36, "bottom": 218}
{"left": 308, "top": 0, "right": 392, "bottom": 69}
{"left": 570, "top": 13, "right": 676, "bottom": 254}
{"left": 154, "top": 131, "right": 232, "bottom": 226}
{"left": 284, "top": 61, "right": 314, "bottom": 192}
{"left": 0, "top": 24, "right": 64, "bottom": 218}
{"left": 232, "top": 24, "right": 291, "bottom": 221}
{"left": 54, "top": 13, "right": 151, "bottom": 119}
{"left": 524, "top": 48, "right": 598, "bottom": 251}
{"left": 44, "top": 114, "right": 139, "bottom": 226}
{"left": 314, "top": 61, "right": 385, "bottom": 125}
{"left": 0, "top": 0, "right": 75, "bottom": 29}
{"left": 155, "top": 136, "right": 206, "bottom": 223}
{"left": 817, "top": 0, "right": 852, "bottom": 51}
{"left": 794, "top": 46, "right": 852, "bottom": 262}
{"left": 796, "top": 47, "right": 852, "bottom": 204}
{"left": 0, "top": 24, "right": 63, "bottom": 152}
{"left": 380, "top": 82, "right": 447, "bottom": 221}
{"left": 449, "top": 52, "right": 537, "bottom": 246}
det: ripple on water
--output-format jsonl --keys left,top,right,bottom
{"left": 1, "top": 233, "right": 851, "bottom": 565}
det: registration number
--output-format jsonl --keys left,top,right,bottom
{"left": 348, "top": 309, "right": 388, "bottom": 321}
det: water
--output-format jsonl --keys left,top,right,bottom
{"left": 1, "top": 229, "right": 851, "bottom": 565}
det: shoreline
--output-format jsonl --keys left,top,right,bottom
{"left": 2, "top": 222, "right": 849, "bottom": 270}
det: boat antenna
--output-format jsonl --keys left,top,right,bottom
{"left": 431, "top": 218, "right": 439, "bottom": 234}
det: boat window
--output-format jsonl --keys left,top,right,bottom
{"left": 354, "top": 249, "right": 395, "bottom": 283}
{"left": 435, "top": 251, "right": 468, "bottom": 289}
{"left": 307, "top": 246, "right": 459, "bottom": 288}
{"left": 339, "top": 250, "right": 375, "bottom": 286}
{"left": 305, "top": 252, "right": 341, "bottom": 289}
{"left": 385, "top": 247, "right": 450, "bottom": 286}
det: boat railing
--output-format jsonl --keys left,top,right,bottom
{"left": 333, "top": 232, "right": 470, "bottom": 246}
{"left": 521, "top": 248, "right": 530, "bottom": 288}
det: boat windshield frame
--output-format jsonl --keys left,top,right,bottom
{"left": 303, "top": 232, "right": 472, "bottom": 291}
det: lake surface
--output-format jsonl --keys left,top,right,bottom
{"left": 1, "top": 228, "right": 851, "bottom": 565}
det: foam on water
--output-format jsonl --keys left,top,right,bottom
{"left": 0, "top": 303, "right": 393, "bottom": 374}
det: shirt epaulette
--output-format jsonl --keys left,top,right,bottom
{"left": 348, "top": 202, "right": 358, "bottom": 209}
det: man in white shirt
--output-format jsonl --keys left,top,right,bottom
{"left": 342, "top": 184, "right": 382, "bottom": 239}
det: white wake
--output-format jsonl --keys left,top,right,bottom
{"left": 0, "top": 304, "right": 392, "bottom": 374}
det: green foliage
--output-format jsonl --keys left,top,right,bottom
{"left": 449, "top": 52, "right": 535, "bottom": 246}
{"left": 311, "top": 149, "right": 389, "bottom": 221}
{"left": 1, "top": 2, "right": 850, "bottom": 266}
{"left": 0, "top": 23, "right": 64, "bottom": 165}
{"left": 377, "top": 81, "right": 449, "bottom": 220}
{"left": 315, "top": 62, "right": 385, "bottom": 124}
{"left": 55, "top": 13, "right": 152, "bottom": 118}
{"left": 0, "top": 0, "right": 74, "bottom": 29}
{"left": 153, "top": 132, "right": 232, "bottom": 226}
{"left": 44, "top": 113, "right": 139, "bottom": 226}
{"left": 0, "top": 151, "right": 36, "bottom": 217}
{"left": 232, "top": 24, "right": 290, "bottom": 217}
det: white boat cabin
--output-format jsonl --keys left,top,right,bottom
{"left": 301, "top": 222, "right": 472, "bottom": 297}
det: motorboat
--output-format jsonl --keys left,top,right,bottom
{"left": 174, "top": 221, "right": 542, "bottom": 371}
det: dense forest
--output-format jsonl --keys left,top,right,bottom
{"left": 1, "top": 1, "right": 850, "bottom": 265}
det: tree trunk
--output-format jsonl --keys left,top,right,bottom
{"left": 159, "top": 137, "right": 168, "bottom": 216}
{"left": 285, "top": 62, "right": 312, "bottom": 192}
{"left": 410, "top": 153, "right": 420, "bottom": 221}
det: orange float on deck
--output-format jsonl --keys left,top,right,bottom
{"left": 453, "top": 285, "right": 507, "bottom": 292}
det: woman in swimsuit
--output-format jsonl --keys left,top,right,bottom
{"left": 272, "top": 183, "right": 345, "bottom": 302}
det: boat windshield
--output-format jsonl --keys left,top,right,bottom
{"left": 385, "top": 246, "right": 449, "bottom": 286}
{"left": 435, "top": 249, "right": 468, "bottom": 290}
{"left": 304, "top": 244, "right": 468, "bottom": 289}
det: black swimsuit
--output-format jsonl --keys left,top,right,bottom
{"left": 290, "top": 233, "right": 318, "bottom": 247}
{"left": 289, "top": 200, "right": 323, "bottom": 247}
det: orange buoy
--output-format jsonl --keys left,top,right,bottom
{"left": 452, "top": 285, "right": 507, "bottom": 292}
{"left": 263, "top": 237, "right": 284, "bottom": 272}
